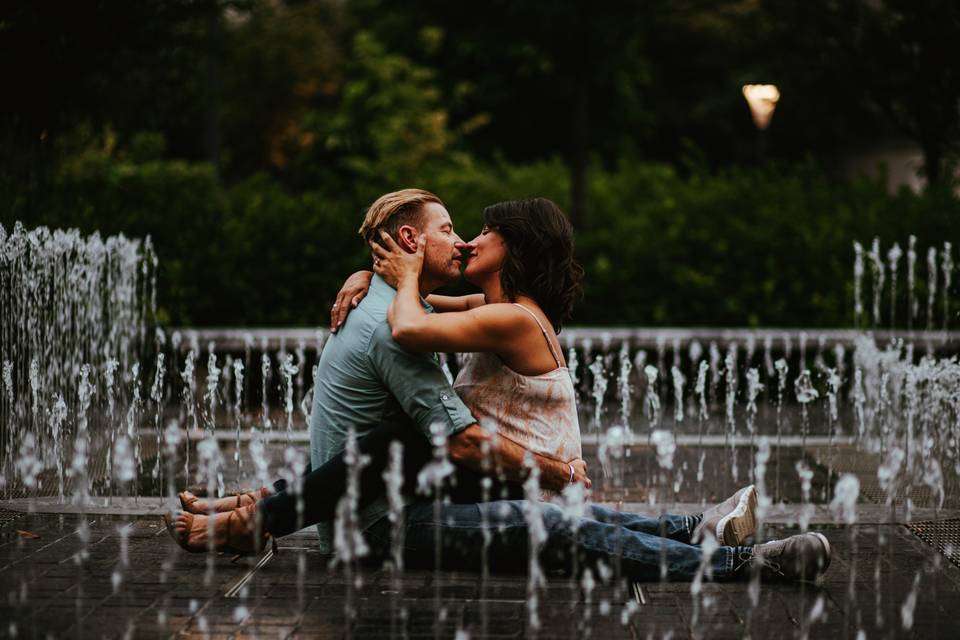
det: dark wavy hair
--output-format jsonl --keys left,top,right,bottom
{"left": 482, "top": 198, "right": 583, "bottom": 332}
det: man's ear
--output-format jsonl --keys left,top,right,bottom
{"left": 397, "top": 225, "right": 420, "bottom": 253}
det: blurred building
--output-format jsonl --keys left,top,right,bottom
{"left": 838, "top": 138, "right": 960, "bottom": 194}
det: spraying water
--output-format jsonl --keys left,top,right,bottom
{"left": 643, "top": 365, "right": 660, "bottom": 428}
{"left": 943, "top": 242, "right": 953, "bottom": 332}
{"left": 724, "top": 346, "right": 738, "bottom": 481}
{"left": 280, "top": 353, "right": 299, "bottom": 439}
{"left": 521, "top": 458, "right": 547, "bottom": 631}
{"left": 927, "top": 246, "right": 938, "bottom": 332}
{"left": 671, "top": 366, "right": 685, "bottom": 424}
{"left": 888, "top": 242, "right": 903, "bottom": 329}
{"left": 745, "top": 368, "right": 763, "bottom": 436}
{"left": 694, "top": 360, "right": 709, "bottom": 489}
{"left": 618, "top": 342, "right": 633, "bottom": 427}
{"left": 567, "top": 346, "right": 579, "bottom": 387}
{"left": 854, "top": 241, "right": 865, "bottom": 327}
{"left": 908, "top": 235, "right": 918, "bottom": 330}
{"left": 204, "top": 348, "right": 221, "bottom": 434}
{"left": 232, "top": 359, "right": 245, "bottom": 476}
{"left": 150, "top": 353, "right": 166, "bottom": 487}
{"left": 260, "top": 353, "right": 272, "bottom": 431}
{"left": 589, "top": 355, "right": 608, "bottom": 431}
{"left": 869, "top": 237, "right": 885, "bottom": 327}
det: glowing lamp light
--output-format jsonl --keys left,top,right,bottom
{"left": 742, "top": 84, "right": 780, "bottom": 130}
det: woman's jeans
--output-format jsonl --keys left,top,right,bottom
{"left": 365, "top": 501, "right": 738, "bottom": 581}
{"left": 257, "top": 419, "right": 737, "bottom": 581}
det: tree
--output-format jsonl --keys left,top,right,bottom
{"left": 351, "top": 0, "right": 659, "bottom": 228}
{"left": 861, "top": 0, "right": 960, "bottom": 186}
{"left": 754, "top": 0, "right": 960, "bottom": 187}
{"left": 0, "top": 0, "right": 225, "bottom": 213}
{"left": 216, "top": 0, "right": 348, "bottom": 182}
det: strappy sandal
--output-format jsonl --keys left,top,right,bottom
{"left": 178, "top": 487, "right": 270, "bottom": 515}
{"left": 163, "top": 504, "right": 275, "bottom": 557}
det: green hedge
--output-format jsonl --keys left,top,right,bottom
{"left": 4, "top": 151, "right": 957, "bottom": 328}
{"left": 575, "top": 160, "right": 957, "bottom": 327}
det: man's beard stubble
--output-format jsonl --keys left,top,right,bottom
{"left": 422, "top": 249, "right": 460, "bottom": 285}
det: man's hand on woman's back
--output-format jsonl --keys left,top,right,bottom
{"left": 569, "top": 458, "right": 591, "bottom": 489}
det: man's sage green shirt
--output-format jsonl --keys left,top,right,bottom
{"left": 308, "top": 274, "right": 476, "bottom": 552}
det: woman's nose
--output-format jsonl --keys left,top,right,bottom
{"left": 454, "top": 238, "right": 476, "bottom": 251}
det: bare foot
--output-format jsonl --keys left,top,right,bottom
{"left": 163, "top": 505, "right": 266, "bottom": 555}
{"left": 178, "top": 487, "right": 270, "bottom": 514}
{"left": 163, "top": 510, "right": 227, "bottom": 552}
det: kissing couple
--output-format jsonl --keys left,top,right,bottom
{"left": 166, "top": 188, "right": 831, "bottom": 583}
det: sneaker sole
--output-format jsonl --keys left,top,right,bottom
{"left": 718, "top": 485, "right": 757, "bottom": 546}
{"left": 811, "top": 532, "right": 831, "bottom": 572}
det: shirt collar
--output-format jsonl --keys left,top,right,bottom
{"left": 370, "top": 273, "right": 433, "bottom": 313}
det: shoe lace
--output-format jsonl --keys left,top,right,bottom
{"left": 734, "top": 550, "right": 783, "bottom": 576}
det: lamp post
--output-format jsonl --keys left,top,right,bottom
{"left": 742, "top": 84, "right": 780, "bottom": 162}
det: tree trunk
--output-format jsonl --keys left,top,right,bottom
{"left": 203, "top": 8, "right": 222, "bottom": 178}
{"left": 568, "top": 79, "right": 588, "bottom": 229}
{"left": 922, "top": 138, "right": 942, "bottom": 187}
{"left": 568, "top": 153, "right": 586, "bottom": 231}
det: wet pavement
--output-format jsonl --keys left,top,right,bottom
{"left": 3, "top": 442, "right": 960, "bottom": 639}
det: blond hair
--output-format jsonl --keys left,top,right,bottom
{"left": 358, "top": 189, "right": 443, "bottom": 245}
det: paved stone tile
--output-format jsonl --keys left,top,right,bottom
{"left": 2, "top": 510, "right": 960, "bottom": 638}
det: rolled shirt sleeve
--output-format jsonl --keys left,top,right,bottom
{"left": 366, "top": 321, "right": 475, "bottom": 439}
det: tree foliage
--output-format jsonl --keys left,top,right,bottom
{"left": 1, "top": 0, "right": 957, "bottom": 327}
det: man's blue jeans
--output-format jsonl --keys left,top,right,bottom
{"left": 366, "top": 500, "right": 738, "bottom": 581}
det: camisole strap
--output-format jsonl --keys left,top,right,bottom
{"left": 512, "top": 303, "right": 563, "bottom": 367}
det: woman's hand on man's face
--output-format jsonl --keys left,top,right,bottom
{"left": 370, "top": 230, "right": 425, "bottom": 289}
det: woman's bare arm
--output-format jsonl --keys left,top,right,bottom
{"left": 372, "top": 232, "right": 525, "bottom": 354}
{"left": 330, "top": 272, "right": 485, "bottom": 332}
{"left": 425, "top": 293, "right": 486, "bottom": 312}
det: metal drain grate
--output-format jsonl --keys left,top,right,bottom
{"left": 0, "top": 507, "right": 25, "bottom": 528}
{"left": 860, "top": 479, "right": 936, "bottom": 506}
{"left": 905, "top": 519, "right": 960, "bottom": 568}
{"left": 814, "top": 446, "right": 882, "bottom": 474}
{"left": 817, "top": 445, "right": 960, "bottom": 510}
{"left": 2, "top": 443, "right": 112, "bottom": 499}
{"left": 859, "top": 479, "right": 960, "bottom": 510}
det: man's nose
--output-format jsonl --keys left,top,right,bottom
{"left": 454, "top": 238, "right": 475, "bottom": 251}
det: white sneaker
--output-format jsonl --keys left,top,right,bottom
{"left": 692, "top": 485, "right": 758, "bottom": 546}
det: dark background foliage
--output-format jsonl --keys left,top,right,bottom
{"left": 1, "top": 0, "right": 957, "bottom": 328}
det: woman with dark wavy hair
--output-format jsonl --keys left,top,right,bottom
{"left": 370, "top": 197, "right": 585, "bottom": 476}
{"left": 473, "top": 198, "right": 583, "bottom": 333}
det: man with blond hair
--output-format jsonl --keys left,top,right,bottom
{"left": 301, "top": 188, "right": 586, "bottom": 554}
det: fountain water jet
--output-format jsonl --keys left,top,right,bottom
{"left": 1, "top": 223, "right": 155, "bottom": 499}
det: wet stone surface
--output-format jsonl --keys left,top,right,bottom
{"left": 3, "top": 435, "right": 960, "bottom": 638}
{"left": 2, "top": 506, "right": 960, "bottom": 638}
